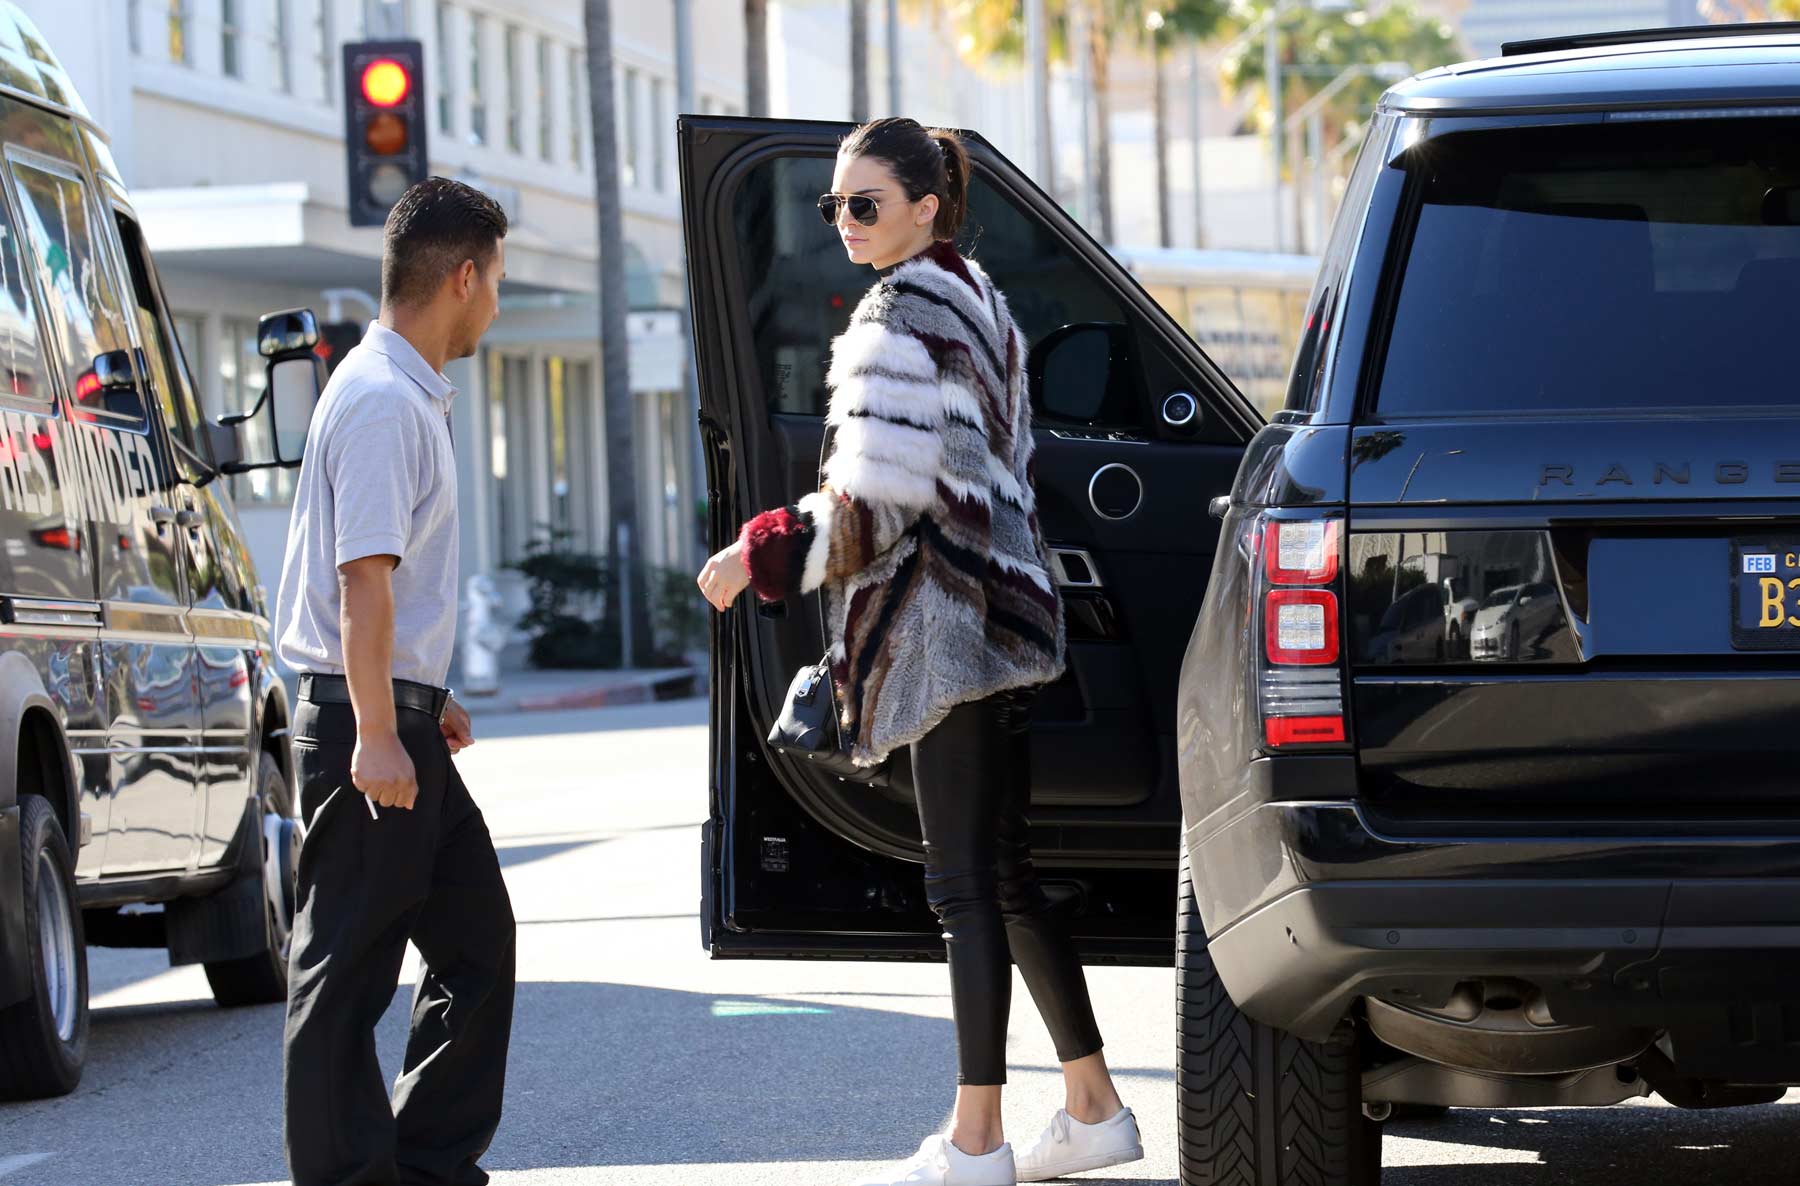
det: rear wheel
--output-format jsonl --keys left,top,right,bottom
{"left": 1176, "top": 844, "right": 1380, "bottom": 1185}
{"left": 0, "top": 796, "right": 89, "bottom": 1099}
{"left": 203, "top": 752, "right": 298, "bottom": 1007}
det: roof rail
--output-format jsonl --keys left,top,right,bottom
{"left": 1502, "top": 21, "right": 1800, "bottom": 57}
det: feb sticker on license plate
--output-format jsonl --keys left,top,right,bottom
{"left": 1732, "top": 542, "right": 1800, "bottom": 649}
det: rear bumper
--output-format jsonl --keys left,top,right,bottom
{"left": 1191, "top": 798, "right": 1800, "bottom": 1079}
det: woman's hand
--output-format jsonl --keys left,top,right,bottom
{"left": 697, "top": 541, "right": 751, "bottom": 612}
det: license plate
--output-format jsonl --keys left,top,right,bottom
{"left": 1732, "top": 541, "right": 1800, "bottom": 649}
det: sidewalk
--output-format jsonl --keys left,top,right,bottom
{"left": 456, "top": 663, "right": 701, "bottom": 716}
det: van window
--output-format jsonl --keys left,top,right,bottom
{"left": 0, "top": 183, "right": 50, "bottom": 410}
{"left": 8, "top": 157, "right": 145, "bottom": 429}
{"left": 732, "top": 155, "right": 1131, "bottom": 424}
{"left": 1375, "top": 116, "right": 1800, "bottom": 419}
{"left": 115, "top": 210, "right": 207, "bottom": 459}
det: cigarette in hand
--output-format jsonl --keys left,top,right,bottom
{"left": 366, "top": 796, "right": 380, "bottom": 820}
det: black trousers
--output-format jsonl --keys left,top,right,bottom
{"left": 283, "top": 696, "right": 517, "bottom": 1186}
{"left": 910, "top": 689, "right": 1105, "bottom": 1086}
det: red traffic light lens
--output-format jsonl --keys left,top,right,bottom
{"left": 361, "top": 59, "right": 410, "bottom": 107}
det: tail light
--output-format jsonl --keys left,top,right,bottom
{"left": 1254, "top": 515, "right": 1349, "bottom": 751}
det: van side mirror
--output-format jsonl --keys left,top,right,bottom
{"left": 1026, "top": 322, "right": 1134, "bottom": 428}
{"left": 218, "top": 307, "right": 325, "bottom": 475}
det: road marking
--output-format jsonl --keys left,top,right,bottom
{"left": 710, "top": 999, "right": 833, "bottom": 1018}
{"left": 0, "top": 1154, "right": 54, "bottom": 1179}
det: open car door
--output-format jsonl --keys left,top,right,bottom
{"left": 681, "top": 115, "right": 1263, "bottom": 963}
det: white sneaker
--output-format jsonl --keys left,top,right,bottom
{"left": 1014, "top": 1107, "right": 1144, "bottom": 1182}
{"left": 851, "top": 1133, "right": 1017, "bottom": 1186}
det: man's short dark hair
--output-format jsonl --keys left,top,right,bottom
{"left": 380, "top": 177, "right": 509, "bottom": 308}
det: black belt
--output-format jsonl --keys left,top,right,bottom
{"left": 297, "top": 673, "right": 450, "bottom": 721}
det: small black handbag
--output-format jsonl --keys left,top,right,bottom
{"left": 763, "top": 423, "right": 890, "bottom": 783}
{"left": 765, "top": 653, "right": 883, "bottom": 782}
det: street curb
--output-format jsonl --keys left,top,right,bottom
{"left": 509, "top": 667, "right": 699, "bottom": 713}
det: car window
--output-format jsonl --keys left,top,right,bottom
{"left": 114, "top": 209, "right": 207, "bottom": 459}
{"left": 732, "top": 154, "right": 1131, "bottom": 425}
{"left": 0, "top": 178, "right": 50, "bottom": 410}
{"left": 1375, "top": 115, "right": 1800, "bottom": 419}
{"left": 8, "top": 155, "right": 143, "bottom": 430}
{"left": 1482, "top": 587, "right": 1520, "bottom": 609}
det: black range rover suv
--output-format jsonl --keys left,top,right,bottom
{"left": 684, "top": 21, "right": 1800, "bottom": 1186}
{"left": 1179, "top": 21, "right": 1800, "bottom": 1186}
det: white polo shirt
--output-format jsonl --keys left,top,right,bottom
{"left": 274, "top": 321, "right": 460, "bottom": 688}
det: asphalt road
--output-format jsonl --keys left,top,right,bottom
{"left": 2, "top": 697, "right": 1797, "bottom": 1185}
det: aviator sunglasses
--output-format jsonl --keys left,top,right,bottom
{"left": 818, "top": 192, "right": 884, "bottom": 227}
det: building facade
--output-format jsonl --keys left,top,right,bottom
{"left": 1456, "top": 0, "right": 1708, "bottom": 58}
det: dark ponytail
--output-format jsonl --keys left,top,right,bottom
{"left": 839, "top": 117, "right": 970, "bottom": 241}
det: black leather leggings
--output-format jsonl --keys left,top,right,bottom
{"left": 910, "top": 689, "right": 1105, "bottom": 1086}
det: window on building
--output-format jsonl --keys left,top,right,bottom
{"left": 568, "top": 46, "right": 584, "bottom": 167}
{"left": 536, "top": 36, "right": 552, "bottom": 162}
{"left": 363, "top": 0, "right": 409, "bottom": 35}
{"left": 623, "top": 68, "right": 640, "bottom": 188}
{"left": 221, "top": 0, "right": 242, "bottom": 78}
{"left": 435, "top": 1, "right": 454, "bottom": 134}
{"left": 269, "top": 0, "right": 292, "bottom": 92}
{"left": 504, "top": 25, "right": 522, "bottom": 153}
{"left": 651, "top": 77, "right": 667, "bottom": 192}
{"left": 128, "top": 0, "right": 142, "bottom": 55}
{"left": 314, "top": 0, "right": 333, "bottom": 102}
{"left": 168, "top": 0, "right": 191, "bottom": 66}
{"left": 468, "top": 12, "right": 487, "bottom": 146}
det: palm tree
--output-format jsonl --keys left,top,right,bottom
{"left": 851, "top": 0, "right": 870, "bottom": 120}
{"left": 746, "top": 0, "right": 769, "bottom": 116}
{"left": 1138, "top": 2, "right": 1229, "bottom": 247}
{"left": 583, "top": 0, "right": 655, "bottom": 666}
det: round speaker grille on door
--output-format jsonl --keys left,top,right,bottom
{"left": 1089, "top": 464, "right": 1143, "bottom": 521}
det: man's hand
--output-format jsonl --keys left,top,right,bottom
{"left": 697, "top": 540, "right": 751, "bottom": 612}
{"left": 353, "top": 729, "right": 418, "bottom": 810}
{"left": 441, "top": 698, "right": 475, "bottom": 754}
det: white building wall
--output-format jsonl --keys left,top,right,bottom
{"left": 1458, "top": 0, "right": 1707, "bottom": 58}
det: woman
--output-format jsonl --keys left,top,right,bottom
{"left": 695, "top": 117, "right": 1142, "bottom": 1186}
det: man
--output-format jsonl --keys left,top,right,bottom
{"left": 275, "top": 177, "right": 513, "bottom": 1186}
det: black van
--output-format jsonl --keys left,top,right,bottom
{"left": 0, "top": 5, "right": 318, "bottom": 1100}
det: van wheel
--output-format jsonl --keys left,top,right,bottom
{"left": 203, "top": 752, "right": 298, "bottom": 1007}
{"left": 0, "top": 796, "right": 89, "bottom": 1099}
{"left": 1177, "top": 844, "right": 1380, "bottom": 1185}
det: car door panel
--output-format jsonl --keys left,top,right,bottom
{"left": 109, "top": 202, "right": 254, "bottom": 869}
{"left": 683, "top": 116, "right": 1258, "bottom": 960}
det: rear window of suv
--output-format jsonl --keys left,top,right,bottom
{"left": 1374, "top": 115, "right": 1800, "bottom": 418}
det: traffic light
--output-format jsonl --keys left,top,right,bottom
{"left": 342, "top": 40, "right": 429, "bottom": 228}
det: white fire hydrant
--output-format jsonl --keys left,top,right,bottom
{"left": 461, "top": 574, "right": 508, "bottom": 695}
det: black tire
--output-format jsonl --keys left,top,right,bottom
{"left": 1177, "top": 844, "right": 1380, "bottom": 1185}
{"left": 0, "top": 796, "right": 89, "bottom": 1100}
{"left": 203, "top": 751, "right": 297, "bottom": 1007}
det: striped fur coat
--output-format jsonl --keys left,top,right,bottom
{"left": 738, "top": 239, "right": 1066, "bottom": 767}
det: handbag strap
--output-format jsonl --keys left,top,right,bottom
{"left": 812, "top": 423, "right": 835, "bottom": 665}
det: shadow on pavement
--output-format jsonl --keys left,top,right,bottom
{"left": 1379, "top": 1101, "right": 1800, "bottom": 1185}
{"left": 0, "top": 980, "right": 956, "bottom": 1185}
